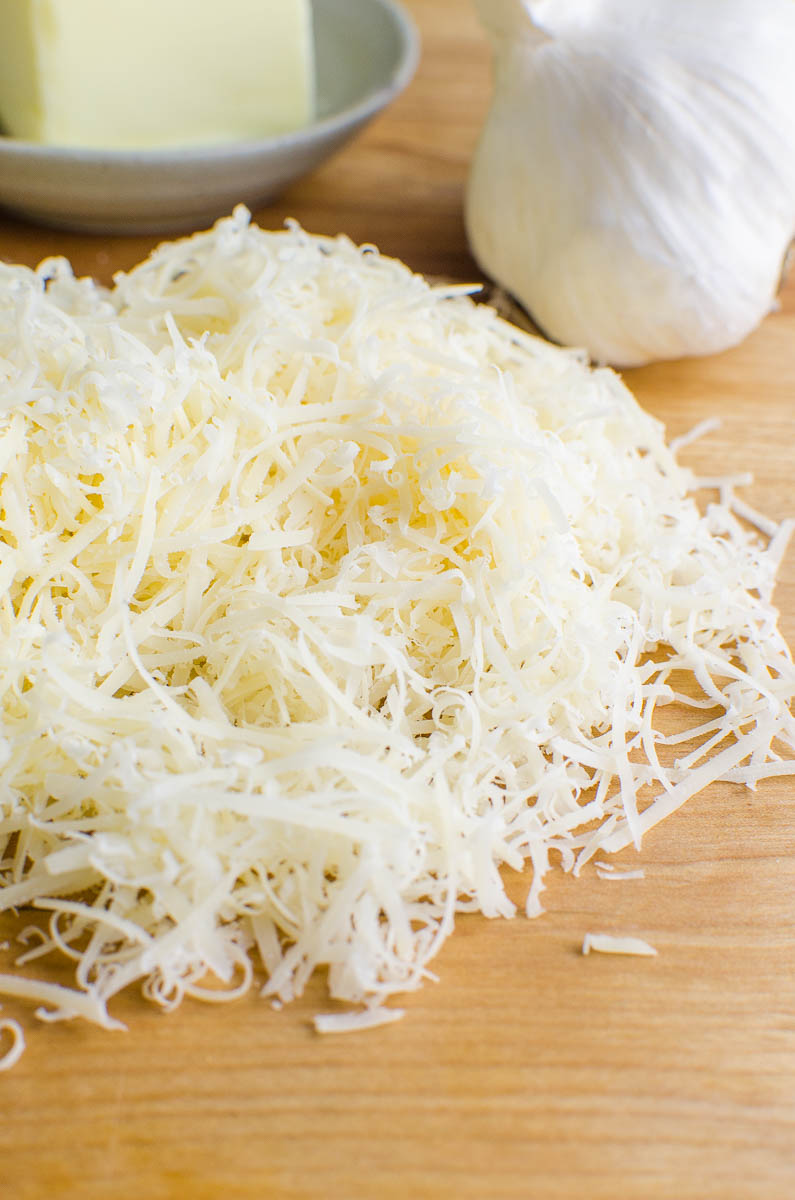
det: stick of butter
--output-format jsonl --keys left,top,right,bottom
{"left": 0, "top": 0, "right": 314, "bottom": 148}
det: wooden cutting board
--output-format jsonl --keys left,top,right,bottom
{"left": 1, "top": 3, "right": 793, "bottom": 1197}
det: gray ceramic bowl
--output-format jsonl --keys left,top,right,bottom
{"left": 0, "top": 0, "right": 419, "bottom": 234}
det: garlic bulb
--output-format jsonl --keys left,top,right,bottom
{"left": 466, "top": 0, "right": 795, "bottom": 366}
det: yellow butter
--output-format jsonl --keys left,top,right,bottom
{"left": 0, "top": 0, "right": 314, "bottom": 149}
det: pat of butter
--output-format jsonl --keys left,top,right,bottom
{"left": 0, "top": 0, "right": 314, "bottom": 149}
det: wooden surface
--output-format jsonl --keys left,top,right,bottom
{"left": 1, "top": 2, "right": 794, "bottom": 1197}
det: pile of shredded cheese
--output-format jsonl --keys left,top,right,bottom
{"left": 0, "top": 208, "right": 793, "bottom": 1053}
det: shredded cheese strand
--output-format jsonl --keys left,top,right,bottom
{"left": 582, "top": 933, "right": 658, "bottom": 957}
{"left": 0, "top": 1011, "right": 25, "bottom": 1071}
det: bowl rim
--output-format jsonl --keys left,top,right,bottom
{"left": 0, "top": 0, "right": 420, "bottom": 166}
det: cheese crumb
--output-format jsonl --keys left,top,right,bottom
{"left": 594, "top": 862, "right": 646, "bottom": 881}
{"left": 314, "top": 1007, "right": 405, "bottom": 1034}
{"left": 582, "top": 933, "right": 658, "bottom": 957}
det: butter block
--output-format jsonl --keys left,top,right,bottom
{"left": 0, "top": 0, "right": 314, "bottom": 148}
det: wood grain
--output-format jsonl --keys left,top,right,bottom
{"left": 1, "top": 2, "right": 794, "bottom": 1197}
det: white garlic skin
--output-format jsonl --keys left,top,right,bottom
{"left": 466, "top": 0, "right": 795, "bottom": 366}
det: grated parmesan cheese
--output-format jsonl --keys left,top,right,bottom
{"left": 0, "top": 207, "right": 792, "bottom": 1053}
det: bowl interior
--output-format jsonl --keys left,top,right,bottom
{"left": 314, "top": 0, "right": 413, "bottom": 120}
